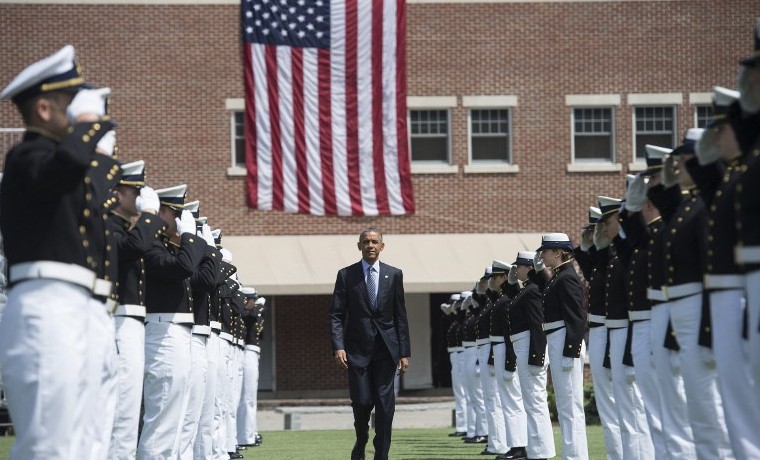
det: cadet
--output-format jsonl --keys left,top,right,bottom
{"left": 461, "top": 288, "right": 487, "bottom": 444}
{"left": 0, "top": 45, "right": 119, "bottom": 460}
{"left": 238, "top": 286, "right": 267, "bottom": 448}
{"left": 443, "top": 294, "right": 468, "bottom": 438}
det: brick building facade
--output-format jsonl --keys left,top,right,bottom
{"left": 0, "top": 0, "right": 755, "bottom": 395}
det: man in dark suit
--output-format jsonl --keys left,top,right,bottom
{"left": 330, "top": 227, "right": 411, "bottom": 460}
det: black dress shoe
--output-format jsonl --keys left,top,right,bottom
{"left": 480, "top": 448, "right": 500, "bottom": 455}
{"left": 449, "top": 431, "right": 467, "bottom": 437}
{"left": 236, "top": 445, "right": 247, "bottom": 450}
{"left": 499, "top": 447, "right": 527, "bottom": 460}
{"left": 228, "top": 452, "right": 244, "bottom": 459}
{"left": 475, "top": 435, "right": 488, "bottom": 444}
{"left": 463, "top": 436, "right": 480, "bottom": 443}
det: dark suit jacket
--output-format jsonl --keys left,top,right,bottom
{"left": 330, "top": 260, "right": 411, "bottom": 368}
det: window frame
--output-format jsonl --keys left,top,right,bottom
{"left": 571, "top": 106, "right": 616, "bottom": 163}
{"left": 468, "top": 107, "right": 512, "bottom": 165}
{"left": 408, "top": 108, "right": 452, "bottom": 164}
{"left": 632, "top": 105, "right": 677, "bottom": 161}
{"left": 694, "top": 104, "right": 713, "bottom": 129}
{"left": 231, "top": 110, "right": 245, "bottom": 168}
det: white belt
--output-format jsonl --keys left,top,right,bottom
{"left": 192, "top": 325, "right": 211, "bottom": 336}
{"left": 145, "top": 312, "right": 194, "bottom": 324}
{"left": 543, "top": 320, "right": 565, "bottom": 331}
{"left": 10, "top": 261, "right": 113, "bottom": 296}
{"left": 220, "top": 332, "right": 234, "bottom": 342}
{"left": 210, "top": 320, "right": 222, "bottom": 330}
{"left": 736, "top": 245, "right": 760, "bottom": 264}
{"left": 236, "top": 338, "right": 245, "bottom": 346}
{"left": 462, "top": 341, "right": 477, "bottom": 347}
{"left": 605, "top": 318, "right": 629, "bottom": 328}
{"left": 510, "top": 330, "right": 530, "bottom": 342}
{"left": 489, "top": 336, "right": 505, "bottom": 343}
{"left": 588, "top": 314, "right": 606, "bottom": 324}
{"left": 629, "top": 310, "right": 651, "bottom": 321}
{"left": 245, "top": 344, "right": 261, "bottom": 353}
{"left": 455, "top": 346, "right": 465, "bottom": 352}
{"left": 704, "top": 274, "right": 745, "bottom": 290}
{"left": 647, "top": 288, "right": 668, "bottom": 302}
{"left": 476, "top": 338, "right": 490, "bottom": 346}
{"left": 447, "top": 347, "right": 457, "bottom": 353}
{"left": 114, "top": 304, "right": 146, "bottom": 317}
{"left": 662, "top": 282, "right": 702, "bottom": 300}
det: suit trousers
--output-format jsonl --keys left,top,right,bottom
{"left": 109, "top": 316, "right": 146, "bottom": 460}
{"left": 630, "top": 320, "right": 668, "bottom": 459}
{"left": 478, "top": 343, "right": 507, "bottom": 453}
{"left": 214, "top": 337, "right": 233, "bottom": 460}
{"left": 347, "top": 336, "right": 397, "bottom": 460}
{"left": 449, "top": 351, "right": 468, "bottom": 433}
{"left": 137, "top": 321, "right": 192, "bottom": 460}
{"left": 649, "top": 302, "right": 696, "bottom": 459}
{"left": 194, "top": 330, "right": 219, "bottom": 459}
{"left": 237, "top": 346, "right": 261, "bottom": 445}
{"left": 492, "top": 342, "right": 527, "bottom": 450}
{"left": 608, "top": 326, "right": 654, "bottom": 460}
{"left": 588, "top": 325, "right": 623, "bottom": 460}
{"left": 462, "top": 345, "right": 487, "bottom": 437}
{"left": 178, "top": 334, "right": 208, "bottom": 460}
{"left": 546, "top": 327, "right": 588, "bottom": 460}
{"left": 511, "top": 331, "right": 555, "bottom": 459}
{"left": 0, "top": 280, "right": 99, "bottom": 460}
{"left": 668, "top": 294, "right": 734, "bottom": 460}
{"left": 747, "top": 270, "right": 760, "bottom": 404}
{"left": 710, "top": 289, "right": 760, "bottom": 459}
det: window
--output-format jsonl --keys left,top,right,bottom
{"left": 573, "top": 108, "right": 614, "bottom": 161}
{"left": 470, "top": 109, "right": 511, "bottom": 163}
{"left": 232, "top": 111, "right": 245, "bottom": 167}
{"left": 410, "top": 109, "right": 449, "bottom": 162}
{"left": 695, "top": 105, "right": 713, "bottom": 129}
{"left": 634, "top": 106, "right": 675, "bottom": 160}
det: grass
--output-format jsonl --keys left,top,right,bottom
{"left": 0, "top": 425, "right": 606, "bottom": 459}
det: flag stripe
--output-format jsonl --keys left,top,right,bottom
{"left": 357, "top": 0, "right": 377, "bottom": 215}
{"left": 395, "top": 0, "right": 415, "bottom": 213}
{"left": 381, "top": 0, "right": 404, "bottom": 215}
{"left": 278, "top": 46, "right": 298, "bottom": 213}
{"left": 290, "top": 47, "right": 311, "bottom": 214}
{"left": 330, "top": 0, "right": 351, "bottom": 216}
{"left": 344, "top": 0, "right": 363, "bottom": 216}
{"left": 318, "top": 48, "right": 336, "bottom": 215}
{"left": 253, "top": 44, "right": 272, "bottom": 210}
{"left": 303, "top": 48, "right": 324, "bottom": 215}
{"left": 266, "top": 45, "right": 284, "bottom": 211}
{"left": 371, "top": 0, "right": 390, "bottom": 215}
{"left": 243, "top": 43, "right": 258, "bottom": 208}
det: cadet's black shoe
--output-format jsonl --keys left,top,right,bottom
{"left": 480, "top": 448, "right": 500, "bottom": 455}
{"left": 496, "top": 447, "right": 528, "bottom": 460}
{"left": 449, "top": 431, "right": 467, "bottom": 437}
{"left": 236, "top": 445, "right": 247, "bottom": 450}
{"left": 228, "top": 451, "right": 244, "bottom": 459}
{"left": 475, "top": 435, "right": 488, "bottom": 444}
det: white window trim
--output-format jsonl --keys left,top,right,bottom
{"left": 462, "top": 95, "right": 518, "bottom": 107}
{"left": 688, "top": 92, "right": 713, "bottom": 105}
{"left": 627, "top": 162, "right": 647, "bottom": 173}
{"left": 464, "top": 163, "right": 519, "bottom": 174}
{"left": 627, "top": 93, "right": 683, "bottom": 105}
{"left": 226, "top": 98, "right": 246, "bottom": 176}
{"left": 410, "top": 163, "right": 459, "bottom": 174}
{"left": 631, "top": 105, "right": 677, "bottom": 162}
{"left": 408, "top": 108, "right": 453, "bottom": 169}
{"left": 467, "top": 107, "right": 514, "bottom": 167}
{"left": 565, "top": 94, "right": 621, "bottom": 107}
{"left": 693, "top": 104, "right": 712, "bottom": 128}
{"left": 570, "top": 106, "right": 617, "bottom": 164}
{"left": 407, "top": 96, "right": 457, "bottom": 109}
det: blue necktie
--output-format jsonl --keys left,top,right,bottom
{"left": 367, "top": 266, "right": 377, "bottom": 310}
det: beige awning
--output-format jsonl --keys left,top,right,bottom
{"left": 223, "top": 233, "right": 544, "bottom": 295}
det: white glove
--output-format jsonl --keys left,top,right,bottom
{"left": 135, "top": 186, "right": 160, "bottom": 214}
{"left": 695, "top": 128, "right": 722, "bottom": 166}
{"left": 95, "top": 130, "right": 116, "bottom": 156}
{"left": 502, "top": 370, "right": 514, "bottom": 381}
{"left": 255, "top": 297, "right": 266, "bottom": 306}
{"left": 488, "top": 365, "right": 496, "bottom": 377}
{"left": 561, "top": 357, "right": 574, "bottom": 372}
{"left": 700, "top": 346, "right": 716, "bottom": 369}
{"left": 220, "top": 247, "right": 233, "bottom": 263}
{"left": 580, "top": 226, "right": 594, "bottom": 251}
{"left": 67, "top": 87, "right": 111, "bottom": 123}
{"left": 529, "top": 365, "right": 542, "bottom": 377}
{"left": 201, "top": 224, "right": 216, "bottom": 247}
{"left": 661, "top": 154, "right": 679, "bottom": 188}
{"left": 625, "top": 174, "right": 648, "bottom": 212}
{"left": 593, "top": 222, "right": 610, "bottom": 249}
{"left": 625, "top": 365, "right": 636, "bottom": 384}
{"left": 176, "top": 210, "right": 196, "bottom": 235}
{"left": 669, "top": 350, "right": 682, "bottom": 374}
{"left": 507, "top": 265, "right": 518, "bottom": 285}
{"left": 533, "top": 253, "right": 545, "bottom": 272}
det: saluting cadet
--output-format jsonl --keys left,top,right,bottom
{"left": 574, "top": 207, "right": 622, "bottom": 460}
{"left": 687, "top": 85, "right": 760, "bottom": 458}
{"left": 444, "top": 294, "right": 468, "bottom": 438}
{"left": 490, "top": 260, "right": 527, "bottom": 459}
{"left": 461, "top": 288, "right": 487, "bottom": 444}
{"left": 214, "top": 252, "right": 239, "bottom": 460}
{"left": 238, "top": 287, "right": 267, "bottom": 448}
{"left": 648, "top": 129, "right": 733, "bottom": 459}
{"left": 503, "top": 254, "right": 555, "bottom": 460}
{"left": 107, "top": 161, "right": 166, "bottom": 460}
{"left": 138, "top": 185, "right": 207, "bottom": 460}
{"left": 532, "top": 233, "right": 588, "bottom": 460}
{"left": 228, "top": 288, "right": 248, "bottom": 457}
{"left": 601, "top": 196, "right": 654, "bottom": 460}
{"left": 0, "top": 45, "right": 120, "bottom": 460}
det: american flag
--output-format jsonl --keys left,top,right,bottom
{"left": 242, "top": 0, "right": 415, "bottom": 216}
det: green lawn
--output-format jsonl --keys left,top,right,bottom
{"left": 0, "top": 425, "right": 605, "bottom": 459}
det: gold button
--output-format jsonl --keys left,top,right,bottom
{"left": 83, "top": 134, "right": 91, "bottom": 142}
{"left": 79, "top": 225, "right": 86, "bottom": 234}
{"left": 94, "top": 123, "right": 101, "bottom": 130}
{"left": 107, "top": 174, "right": 113, "bottom": 180}
{"left": 90, "top": 160, "right": 99, "bottom": 167}
{"left": 145, "top": 218, "right": 151, "bottom": 223}
{"left": 83, "top": 209, "right": 91, "bottom": 217}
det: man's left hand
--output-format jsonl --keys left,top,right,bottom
{"left": 398, "top": 357, "right": 409, "bottom": 374}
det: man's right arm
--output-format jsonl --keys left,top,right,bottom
{"left": 329, "top": 269, "right": 348, "bottom": 368}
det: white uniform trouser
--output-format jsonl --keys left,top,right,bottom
{"left": 650, "top": 302, "right": 696, "bottom": 458}
{"left": 195, "top": 331, "right": 220, "bottom": 459}
{"left": 214, "top": 338, "right": 233, "bottom": 459}
{"left": 238, "top": 346, "right": 261, "bottom": 444}
{"left": 746, "top": 270, "right": 760, "bottom": 406}
{"left": 630, "top": 320, "right": 667, "bottom": 460}
{"left": 588, "top": 325, "right": 623, "bottom": 460}
{"left": 137, "top": 321, "right": 192, "bottom": 460}
{"left": 0, "top": 280, "right": 105, "bottom": 460}
{"left": 546, "top": 327, "right": 588, "bottom": 460}
{"left": 226, "top": 346, "right": 244, "bottom": 452}
{"left": 511, "top": 332, "right": 555, "bottom": 459}
{"left": 710, "top": 289, "right": 760, "bottom": 459}
{"left": 109, "top": 316, "right": 146, "bottom": 460}
{"left": 477, "top": 343, "right": 507, "bottom": 453}
{"left": 667, "top": 294, "right": 734, "bottom": 460}
{"left": 178, "top": 334, "right": 208, "bottom": 460}
{"left": 492, "top": 342, "right": 527, "bottom": 450}
{"left": 449, "top": 351, "right": 468, "bottom": 433}
{"left": 462, "top": 345, "right": 486, "bottom": 437}
{"left": 608, "top": 326, "right": 654, "bottom": 460}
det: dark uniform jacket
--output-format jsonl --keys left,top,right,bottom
{"left": 532, "top": 261, "right": 586, "bottom": 359}
{"left": 575, "top": 245, "right": 608, "bottom": 327}
{"left": 605, "top": 236, "right": 629, "bottom": 325}
{"left": 462, "top": 307, "right": 480, "bottom": 344}
{"left": 732, "top": 108, "right": 760, "bottom": 273}
{"left": 190, "top": 245, "right": 223, "bottom": 328}
{"left": 243, "top": 302, "right": 265, "bottom": 347}
{"left": 617, "top": 210, "right": 660, "bottom": 315}
{"left": 505, "top": 279, "right": 546, "bottom": 367}
{"left": 144, "top": 233, "right": 206, "bottom": 314}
